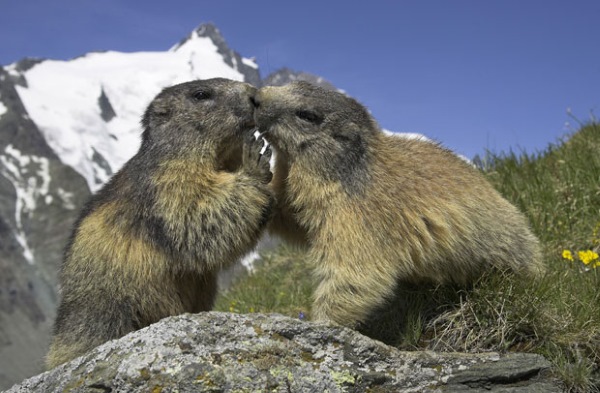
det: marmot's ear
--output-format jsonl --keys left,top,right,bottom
{"left": 142, "top": 97, "right": 172, "bottom": 129}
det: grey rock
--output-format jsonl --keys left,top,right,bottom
{"left": 4, "top": 312, "right": 561, "bottom": 392}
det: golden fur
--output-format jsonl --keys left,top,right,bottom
{"left": 47, "top": 79, "right": 272, "bottom": 368}
{"left": 254, "top": 81, "right": 543, "bottom": 327}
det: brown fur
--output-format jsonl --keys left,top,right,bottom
{"left": 46, "top": 78, "right": 273, "bottom": 368}
{"left": 254, "top": 81, "right": 543, "bottom": 327}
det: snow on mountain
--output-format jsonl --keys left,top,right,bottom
{"left": 11, "top": 25, "right": 257, "bottom": 192}
{"left": 0, "top": 145, "right": 50, "bottom": 264}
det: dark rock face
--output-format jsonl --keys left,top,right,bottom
{"left": 8, "top": 58, "right": 44, "bottom": 88}
{"left": 4, "top": 313, "right": 561, "bottom": 393}
{"left": 0, "top": 66, "right": 90, "bottom": 283}
{"left": 0, "top": 68, "right": 54, "bottom": 156}
{"left": 0, "top": 66, "right": 90, "bottom": 389}
{"left": 97, "top": 87, "right": 116, "bottom": 122}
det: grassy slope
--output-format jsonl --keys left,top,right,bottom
{"left": 215, "top": 123, "right": 600, "bottom": 392}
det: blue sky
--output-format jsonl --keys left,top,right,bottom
{"left": 1, "top": 0, "right": 599, "bottom": 159}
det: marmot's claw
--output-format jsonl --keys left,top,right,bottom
{"left": 258, "top": 143, "right": 273, "bottom": 183}
{"left": 261, "top": 144, "right": 272, "bottom": 162}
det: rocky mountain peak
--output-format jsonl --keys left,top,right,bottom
{"left": 173, "top": 23, "right": 261, "bottom": 86}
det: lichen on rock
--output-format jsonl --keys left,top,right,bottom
{"left": 5, "top": 312, "right": 561, "bottom": 392}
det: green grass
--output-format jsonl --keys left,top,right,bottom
{"left": 215, "top": 123, "right": 600, "bottom": 392}
{"left": 215, "top": 245, "right": 313, "bottom": 319}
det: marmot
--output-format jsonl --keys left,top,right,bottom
{"left": 253, "top": 81, "right": 543, "bottom": 327}
{"left": 46, "top": 78, "right": 273, "bottom": 368}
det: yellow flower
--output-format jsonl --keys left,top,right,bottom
{"left": 577, "top": 250, "right": 599, "bottom": 265}
{"left": 562, "top": 249, "right": 574, "bottom": 261}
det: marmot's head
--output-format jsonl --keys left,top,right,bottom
{"left": 254, "top": 82, "right": 378, "bottom": 191}
{"left": 141, "top": 78, "right": 256, "bottom": 154}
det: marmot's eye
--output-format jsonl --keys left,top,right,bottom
{"left": 192, "top": 90, "right": 212, "bottom": 101}
{"left": 295, "top": 110, "right": 323, "bottom": 125}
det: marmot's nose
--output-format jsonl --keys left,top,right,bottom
{"left": 250, "top": 96, "right": 260, "bottom": 109}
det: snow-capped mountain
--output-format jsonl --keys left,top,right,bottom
{"left": 0, "top": 23, "right": 339, "bottom": 389}
{"left": 9, "top": 24, "right": 259, "bottom": 193}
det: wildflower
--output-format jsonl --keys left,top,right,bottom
{"left": 577, "top": 250, "right": 599, "bottom": 265}
{"left": 229, "top": 300, "right": 237, "bottom": 313}
{"left": 298, "top": 312, "right": 305, "bottom": 320}
{"left": 562, "top": 249, "right": 574, "bottom": 261}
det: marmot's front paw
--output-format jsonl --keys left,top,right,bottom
{"left": 243, "top": 132, "right": 272, "bottom": 183}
